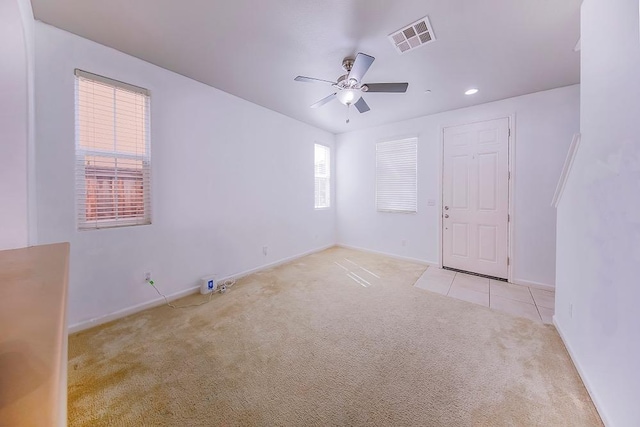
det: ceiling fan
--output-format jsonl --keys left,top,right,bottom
{"left": 294, "top": 52, "right": 408, "bottom": 123}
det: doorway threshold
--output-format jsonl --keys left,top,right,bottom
{"left": 442, "top": 267, "right": 507, "bottom": 282}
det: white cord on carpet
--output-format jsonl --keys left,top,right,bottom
{"left": 149, "top": 279, "right": 236, "bottom": 309}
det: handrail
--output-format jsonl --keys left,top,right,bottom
{"left": 552, "top": 133, "right": 581, "bottom": 208}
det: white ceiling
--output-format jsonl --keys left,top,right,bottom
{"left": 30, "top": 0, "right": 581, "bottom": 134}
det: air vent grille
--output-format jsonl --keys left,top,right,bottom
{"left": 398, "top": 42, "right": 410, "bottom": 52}
{"left": 392, "top": 33, "right": 405, "bottom": 44}
{"left": 419, "top": 32, "right": 432, "bottom": 43}
{"left": 388, "top": 16, "right": 436, "bottom": 55}
{"left": 403, "top": 27, "right": 416, "bottom": 39}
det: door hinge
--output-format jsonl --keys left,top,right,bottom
{"left": 508, "top": 128, "right": 511, "bottom": 137}
{"left": 508, "top": 171, "right": 511, "bottom": 180}
{"left": 508, "top": 214, "right": 510, "bottom": 222}
{"left": 507, "top": 257, "right": 510, "bottom": 266}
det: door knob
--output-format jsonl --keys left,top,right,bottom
{"left": 444, "top": 214, "right": 449, "bottom": 218}
{"left": 444, "top": 206, "right": 449, "bottom": 210}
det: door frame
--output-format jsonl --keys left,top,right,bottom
{"left": 437, "top": 114, "right": 516, "bottom": 283}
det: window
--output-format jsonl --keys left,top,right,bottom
{"left": 376, "top": 137, "right": 418, "bottom": 213}
{"left": 314, "top": 144, "right": 331, "bottom": 209}
{"left": 75, "top": 69, "right": 151, "bottom": 230}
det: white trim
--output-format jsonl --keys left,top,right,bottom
{"left": 68, "top": 244, "right": 335, "bottom": 334}
{"left": 511, "top": 277, "right": 555, "bottom": 292}
{"left": 438, "top": 126, "right": 444, "bottom": 268}
{"left": 221, "top": 244, "right": 335, "bottom": 281}
{"left": 18, "top": 0, "right": 38, "bottom": 246}
{"left": 74, "top": 68, "right": 150, "bottom": 96}
{"left": 376, "top": 134, "right": 421, "bottom": 146}
{"left": 552, "top": 133, "right": 581, "bottom": 208}
{"left": 68, "top": 285, "right": 199, "bottom": 334}
{"left": 438, "top": 114, "right": 515, "bottom": 283}
{"left": 553, "top": 317, "right": 611, "bottom": 427}
{"left": 507, "top": 114, "right": 516, "bottom": 284}
{"left": 337, "top": 243, "right": 436, "bottom": 266}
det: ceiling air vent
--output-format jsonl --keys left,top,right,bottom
{"left": 388, "top": 16, "right": 436, "bottom": 55}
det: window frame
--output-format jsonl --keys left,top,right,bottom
{"left": 314, "top": 143, "right": 331, "bottom": 210}
{"left": 375, "top": 137, "right": 418, "bottom": 214}
{"left": 74, "top": 69, "right": 152, "bottom": 230}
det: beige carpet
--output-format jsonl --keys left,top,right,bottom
{"left": 68, "top": 247, "right": 601, "bottom": 426}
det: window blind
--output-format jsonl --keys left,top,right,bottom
{"left": 75, "top": 69, "right": 151, "bottom": 230}
{"left": 314, "top": 144, "right": 331, "bottom": 209}
{"left": 376, "top": 138, "right": 418, "bottom": 213}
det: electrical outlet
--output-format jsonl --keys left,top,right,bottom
{"left": 144, "top": 272, "right": 152, "bottom": 282}
{"left": 263, "top": 246, "right": 268, "bottom": 256}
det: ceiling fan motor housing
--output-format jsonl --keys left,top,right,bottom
{"left": 342, "top": 57, "right": 354, "bottom": 72}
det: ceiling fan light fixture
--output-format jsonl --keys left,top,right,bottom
{"left": 337, "top": 89, "right": 358, "bottom": 106}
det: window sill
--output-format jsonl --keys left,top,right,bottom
{"left": 78, "top": 219, "right": 151, "bottom": 231}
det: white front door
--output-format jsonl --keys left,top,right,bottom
{"left": 442, "top": 118, "right": 510, "bottom": 279}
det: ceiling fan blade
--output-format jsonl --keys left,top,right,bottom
{"left": 364, "top": 83, "right": 409, "bottom": 93}
{"left": 295, "top": 76, "right": 336, "bottom": 85}
{"left": 354, "top": 97, "right": 370, "bottom": 113}
{"left": 310, "top": 93, "right": 337, "bottom": 108}
{"left": 348, "top": 53, "right": 375, "bottom": 83}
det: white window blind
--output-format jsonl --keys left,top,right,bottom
{"left": 75, "top": 69, "right": 151, "bottom": 230}
{"left": 314, "top": 144, "right": 331, "bottom": 209}
{"left": 376, "top": 138, "right": 418, "bottom": 213}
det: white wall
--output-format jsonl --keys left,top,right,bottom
{"left": 34, "top": 23, "right": 336, "bottom": 329}
{"left": 555, "top": 1, "right": 640, "bottom": 425}
{"left": 336, "top": 85, "right": 579, "bottom": 287}
{"left": 17, "top": 0, "right": 37, "bottom": 246}
{"left": 0, "top": 0, "right": 31, "bottom": 250}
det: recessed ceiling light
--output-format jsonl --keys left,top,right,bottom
{"left": 465, "top": 88, "right": 479, "bottom": 95}
{"left": 424, "top": 89, "right": 432, "bottom": 94}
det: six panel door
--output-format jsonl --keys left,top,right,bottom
{"left": 442, "top": 118, "right": 509, "bottom": 279}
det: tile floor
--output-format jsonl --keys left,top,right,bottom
{"left": 413, "top": 267, "right": 555, "bottom": 324}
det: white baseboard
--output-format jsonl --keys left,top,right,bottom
{"left": 68, "top": 285, "right": 200, "bottom": 334}
{"left": 68, "top": 244, "right": 335, "bottom": 334}
{"left": 511, "top": 277, "right": 555, "bottom": 291}
{"left": 215, "top": 244, "right": 335, "bottom": 282}
{"left": 336, "top": 243, "right": 436, "bottom": 266}
{"left": 553, "top": 316, "right": 611, "bottom": 427}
